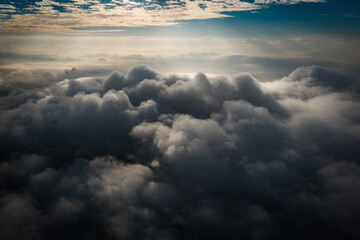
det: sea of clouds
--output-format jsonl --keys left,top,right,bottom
{"left": 0, "top": 65, "right": 359, "bottom": 240}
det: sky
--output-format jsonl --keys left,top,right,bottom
{"left": 0, "top": 0, "right": 359, "bottom": 79}
{"left": 0, "top": 1, "right": 360, "bottom": 240}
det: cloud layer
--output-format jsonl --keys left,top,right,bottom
{"left": 0, "top": 0, "right": 325, "bottom": 32}
{"left": 0, "top": 65, "right": 360, "bottom": 240}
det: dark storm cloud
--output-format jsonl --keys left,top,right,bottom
{"left": 0, "top": 65, "right": 360, "bottom": 240}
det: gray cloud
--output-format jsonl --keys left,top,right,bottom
{"left": 0, "top": 65, "right": 360, "bottom": 240}
{"left": 0, "top": 52, "right": 58, "bottom": 62}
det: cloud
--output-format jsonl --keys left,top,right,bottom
{"left": 0, "top": 0, "right": 325, "bottom": 32}
{"left": 0, "top": 65, "right": 360, "bottom": 239}
{"left": 0, "top": 52, "right": 58, "bottom": 63}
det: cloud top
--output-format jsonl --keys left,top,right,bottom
{"left": 0, "top": 64, "right": 359, "bottom": 240}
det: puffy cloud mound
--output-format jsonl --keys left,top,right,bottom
{"left": 0, "top": 65, "right": 360, "bottom": 240}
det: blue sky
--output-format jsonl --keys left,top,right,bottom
{"left": 118, "top": 0, "right": 360, "bottom": 38}
{"left": 3, "top": 0, "right": 358, "bottom": 33}
{"left": 0, "top": 0, "right": 359, "bottom": 79}
{"left": 1, "top": 0, "right": 359, "bottom": 41}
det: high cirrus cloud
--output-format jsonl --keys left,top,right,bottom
{"left": 0, "top": 0, "right": 325, "bottom": 32}
{"left": 0, "top": 65, "right": 360, "bottom": 240}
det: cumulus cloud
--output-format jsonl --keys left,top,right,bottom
{"left": 0, "top": 65, "right": 360, "bottom": 240}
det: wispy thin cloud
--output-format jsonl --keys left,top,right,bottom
{"left": 0, "top": 0, "right": 325, "bottom": 33}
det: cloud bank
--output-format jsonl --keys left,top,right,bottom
{"left": 0, "top": 0, "right": 325, "bottom": 32}
{"left": 0, "top": 65, "right": 360, "bottom": 240}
